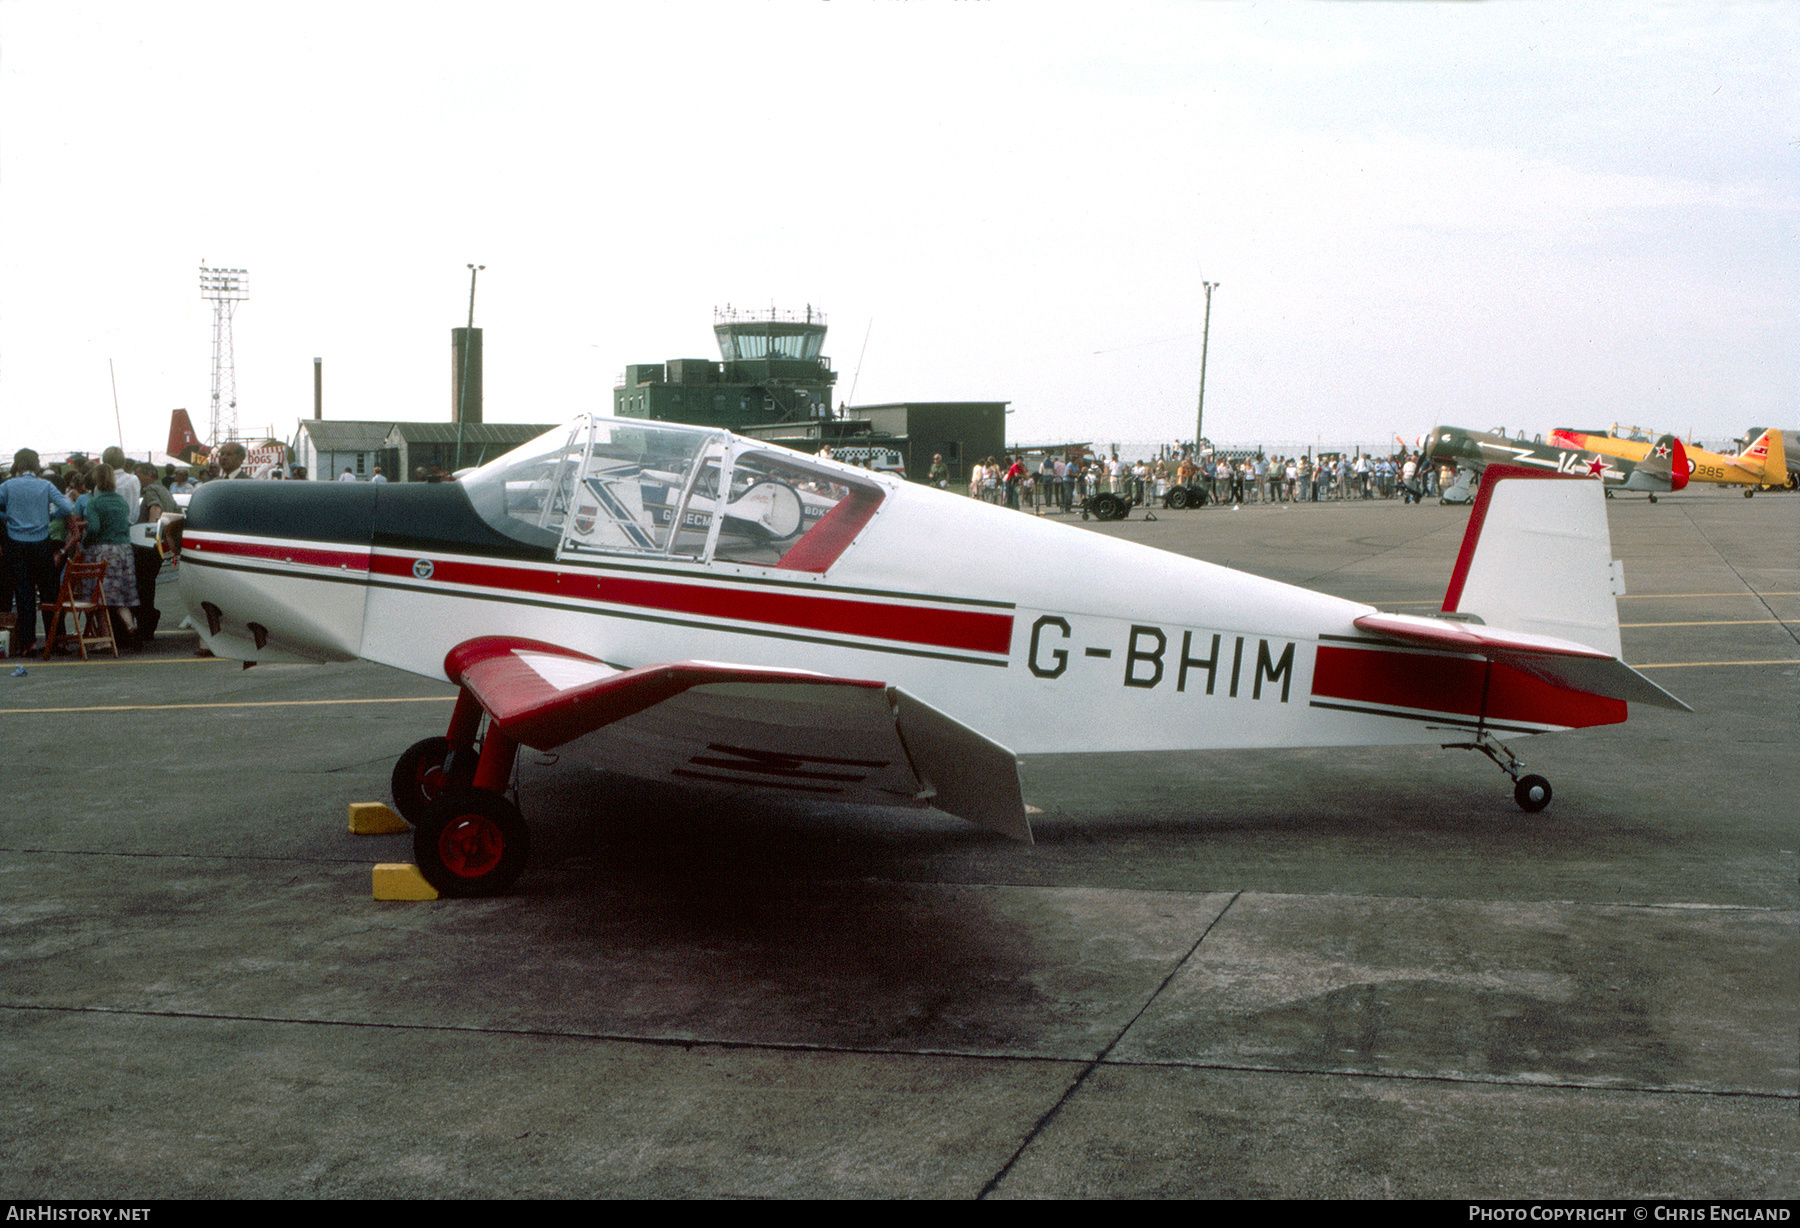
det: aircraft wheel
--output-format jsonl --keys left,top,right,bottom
{"left": 1744, "top": 489, "right": 1755, "bottom": 498}
{"left": 1513, "top": 774, "right": 1552, "bottom": 814}
{"left": 414, "top": 788, "right": 531, "bottom": 897}
{"left": 391, "top": 736, "right": 472, "bottom": 823}
{"left": 1648, "top": 494, "right": 1658, "bottom": 504}
{"left": 1604, "top": 490, "right": 1615, "bottom": 499}
{"left": 1165, "top": 487, "right": 1188, "bottom": 510}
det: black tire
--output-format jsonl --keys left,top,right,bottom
{"left": 1098, "top": 494, "right": 1128, "bottom": 520}
{"left": 390, "top": 736, "right": 472, "bottom": 823}
{"left": 1514, "top": 774, "right": 1552, "bottom": 813}
{"left": 1164, "top": 487, "right": 1188, "bottom": 510}
{"left": 1744, "top": 489, "right": 1755, "bottom": 498}
{"left": 413, "top": 788, "right": 531, "bottom": 897}
{"left": 1648, "top": 494, "right": 1658, "bottom": 504}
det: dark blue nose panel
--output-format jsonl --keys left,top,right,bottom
{"left": 186, "top": 479, "right": 554, "bottom": 562}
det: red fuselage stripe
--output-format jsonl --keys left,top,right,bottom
{"left": 1312, "top": 645, "right": 1626, "bottom": 728}
{"left": 186, "top": 536, "right": 370, "bottom": 572}
{"left": 185, "top": 535, "right": 1014, "bottom": 656}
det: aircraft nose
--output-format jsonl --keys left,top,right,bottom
{"left": 177, "top": 480, "right": 379, "bottom": 663}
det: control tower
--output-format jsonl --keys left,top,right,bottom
{"left": 615, "top": 305, "right": 837, "bottom": 430}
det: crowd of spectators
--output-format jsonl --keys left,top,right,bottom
{"left": 956, "top": 448, "right": 1444, "bottom": 512}
{"left": 0, "top": 442, "right": 254, "bottom": 657}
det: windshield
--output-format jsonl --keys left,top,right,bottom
{"left": 461, "top": 422, "right": 586, "bottom": 548}
{"left": 560, "top": 420, "right": 720, "bottom": 560}
{"left": 462, "top": 415, "right": 885, "bottom": 571}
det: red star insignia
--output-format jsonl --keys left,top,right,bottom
{"left": 1586, "top": 458, "right": 1607, "bottom": 477}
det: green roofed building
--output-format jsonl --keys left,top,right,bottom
{"left": 615, "top": 306, "right": 837, "bottom": 431}
{"left": 613, "top": 308, "right": 1009, "bottom": 483}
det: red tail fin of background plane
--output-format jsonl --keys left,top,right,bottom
{"left": 167, "top": 409, "right": 206, "bottom": 461}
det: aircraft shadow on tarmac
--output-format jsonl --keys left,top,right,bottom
{"left": 490, "top": 743, "right": 1665, "bottom": 905}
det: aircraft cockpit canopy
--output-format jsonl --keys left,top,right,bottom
{"left": 461, "top": 416, "right": 885, "bottom": 573}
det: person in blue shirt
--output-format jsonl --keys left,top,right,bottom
{"left": 0, "top": 448, "right": 76, "bottom": 655}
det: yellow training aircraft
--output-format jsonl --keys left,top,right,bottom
{"left": 1548, "top": 425, "right": 1787, "bottom": 497}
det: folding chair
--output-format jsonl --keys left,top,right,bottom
{"left": 40, "top": 559, "right": 117, "bottom": 660}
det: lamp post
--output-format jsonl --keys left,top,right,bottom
{"left": 1194, "top": 280, "right": 1218, "bottom": 452}
{"left": 454, "top": 263, "right": 485, "bottom": 471}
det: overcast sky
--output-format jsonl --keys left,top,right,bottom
{"left": 2, "top": 1, "right": 1794, "bottom": 459}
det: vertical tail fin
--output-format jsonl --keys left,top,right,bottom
{"left": 167, "top": 409, "right": 205, "bottom": 461}
{"left": 1640, "top": 435, "right": 1689, "bottom": 491}
{"left": 1736, "top": 428, "right": 1785, "bottom": 483}
{"left": 1441, "top": 465, "right": 1625, "bottom": 658}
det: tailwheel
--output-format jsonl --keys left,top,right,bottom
{"left": 1513, "top": 774, "right": 1553, "bottom": 813}
{"left": 1444, "top": 730, "right": 1553, "bottom": 814}
{"left": 414, "top": 788, "right": 531, "bottom": 897}
{"left": 390, "top": 736, "right": 474, "bottom": 823}
{"left": 1648, "top": 494, "right": 1658, "bottom": 504}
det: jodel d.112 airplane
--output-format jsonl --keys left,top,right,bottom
{"left": 177, "top": 415, "right": 1687, "bottom": 895}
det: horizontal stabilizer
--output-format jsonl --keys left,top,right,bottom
{"left": 443, "top": 636, "right": 1031, "bottom": 841}
{"left": 1352, "top": 613, "right": 1691, "bottom": 711}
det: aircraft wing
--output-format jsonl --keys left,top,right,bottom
{"left": 443, "top": 636, "right": 1032, "bottom": 841}
{"left": 1351, "top": 613, "right": 1690, "bottom": 711}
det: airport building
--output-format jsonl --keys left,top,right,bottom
{"left": 293, "top": 419, "right": 554, "bottom": 482}
{"left": 615, "top": 307, "right": 838, "bottom": 432}
{"left": 615, "top": 307, "right": 1006, "bottom": 482}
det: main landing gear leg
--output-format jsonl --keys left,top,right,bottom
{"left": 1442, "top": 730, "right": 1553, "bottom": 813}
{"left": 389, "top": 689, "right": 484, "bottom": 822}
{"left": 413, "top": 725, "right": 529, "bottom": 897}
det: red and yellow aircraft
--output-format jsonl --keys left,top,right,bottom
{"left": 1549, "top": 426, "right": 1787, "bottom": 497}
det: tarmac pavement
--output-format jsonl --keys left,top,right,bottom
{"left": 2, "top": 485, "right": 1794, "bottom": 1198}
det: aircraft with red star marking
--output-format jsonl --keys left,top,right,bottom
{"left": 1425, "top": 424, "right": 1688, "bottom": 504}
{"left": 1549, "top": 425, "right": 1786, "bottom": 498}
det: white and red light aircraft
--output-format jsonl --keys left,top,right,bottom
{"left": 177, "top": 415, "right": 1687, "bottom": 895}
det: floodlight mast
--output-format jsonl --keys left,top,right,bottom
{"left": 199, "top": 264, "right": 249, "bottom": 447}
